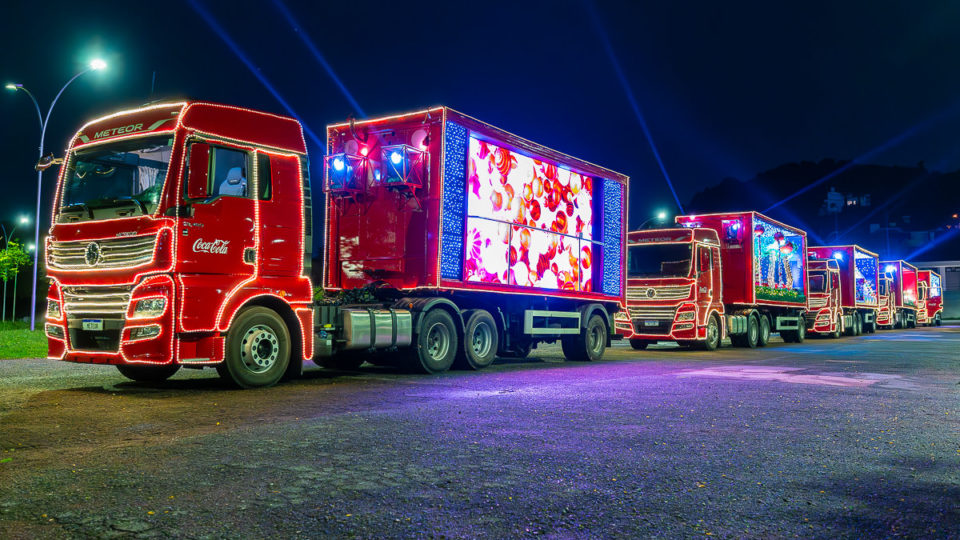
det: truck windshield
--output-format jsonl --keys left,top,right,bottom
{"left": 627, "top": 243, "right": 692, "bottom": 278}
{"left": 59, "top": 136, "right": 173, "bottom": 222}
{"left": 808, "top": 271, "right": 827, "bottom": 293}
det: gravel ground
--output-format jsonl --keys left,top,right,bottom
{"left": 0, "top": 326, "right": 958, "bottom": 538}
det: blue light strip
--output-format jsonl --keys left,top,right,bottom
{"left": 440, "top": 121, "right": 468, "bottom": 280}
{"left": 602, "top": 179, "right": 623, "bottom": 296}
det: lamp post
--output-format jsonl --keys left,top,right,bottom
{"left": 639, "top": 210, "right": 669, "bottom": 229}
{"left": 6, "top": 59, "right": 106, "bottom": 331}
{"left": 0, "top": 216, "right": 30, "bottom": 321}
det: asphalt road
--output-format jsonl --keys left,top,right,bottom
{"left": 1, "top": 326, "right": 958, "bottom": 539}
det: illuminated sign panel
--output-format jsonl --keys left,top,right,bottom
{"left": 464, "top": 137, "right": 594, "bottom": 291}
{"left": 752, "top": 215, "right": 805, "bottom": 303}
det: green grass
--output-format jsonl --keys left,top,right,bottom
{"left": 0, "top": 321, "right": 48, "bottom": 360}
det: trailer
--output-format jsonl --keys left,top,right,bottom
{"left": 807, "top": 245, "right": 880, "bottom": 335}
{"left": 877, "top": 260, "right": 918, "bottom": 328}
{"left": 42, "top": 101, "right": 629, "bottom": 387}
{"left": 917, "top": 269, "right": 943, "bottom": 326}
{"left": 616, "top": 212, "right": 808, "bottom": 350}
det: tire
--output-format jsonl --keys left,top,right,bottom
{"left": 830, "top": 313, "right": 842, "bottom": 339}
{"left": 561, "top": 313, "right": 607, "bottom": 362}
{"left": 116, "top": 364, "right": 180, "bottom": 383}
{"left": 629, "top": 339, "right": 649, "bottom": 350}
{"left": 742, "top": 313, "right": 759, "bottom": 348}
{"left": 757, "top": 314, "right": 771, "bottom": 347}
{"left": 795, "top": 320, "right": 806, "bottom": 343}
{"left": 935, "top": 314, "right": 942, "bottom": 326}
{"left": 854, "top": 312, "right": 863, "bottom": 335}
{"left": 406, "top": 309, "right": 458, "bottom": 374}
{"left": 455, "top": 309, "right": 498, "bottom": 370}
{"left": 218, "top": 306, "right": 291, "bottom": 389}
{"left": 697, "top": 314, "right": 721, "bottom": 351}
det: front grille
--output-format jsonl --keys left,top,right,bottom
{"left": 628, "top": 306, "right": 677, "bottom": 320}
{"left": 626, "top": 285, "right": 692, "bottom": 301}
{"left": 62, "top": 285, "right": 132, "bottom": 319}
{"left": 48, "top": 235, "right": 157, "bottom": 270}
{"left": 808, "top": 297, "right": 828, "bottom": 309}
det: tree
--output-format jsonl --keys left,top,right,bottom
{"left": 0, "top": 241, "right": 32, "bottom": 321}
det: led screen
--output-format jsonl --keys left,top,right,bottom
{"left": 464, "top": 137, "right": 594, "bottom": 291}
{"left": 752, "top": 215, "right": 805, "bottom": 303}
{"left": 930, "top": 273, "right": 941, "bottom": 298}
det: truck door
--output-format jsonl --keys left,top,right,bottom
{"left": 696, "top": 245, "right": 713, "bottom": 323}
{"left": 177, "top": 142, "right": 258, "bottom": 331}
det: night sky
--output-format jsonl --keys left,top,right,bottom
{"left": 3, "top": 0, "right": 960, "bottom": 232}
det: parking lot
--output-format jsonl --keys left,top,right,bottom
{"left": 1, "top": 326, "right": 958, "bottom": 538}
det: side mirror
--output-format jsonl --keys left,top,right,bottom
{"left": 187, "top": 143, "right": 210, "bottom": 200}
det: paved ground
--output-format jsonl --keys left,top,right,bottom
{"left": 1, "top": 326, "right": 958, "bottom": 539}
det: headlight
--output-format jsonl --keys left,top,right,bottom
{"left": 132, "top": 298, "right": 166, "bottom": 318}
{"left": 47, "top": 300, "right": 61, "bottom": 320}
{"left": 676, "top": 310, "right": 696, "bottom": 322}
{"left": 129, "top": 325, "right": 161, "bottom": 340}
{"left": 45, "top": 324, "right": 64, "bottom": 339}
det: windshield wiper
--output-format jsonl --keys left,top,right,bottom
{"left": 101, "top": 197, "right": 149, "bottom": 215}
{"left": 60, "top": 203, "right": 93, "bottom": 219}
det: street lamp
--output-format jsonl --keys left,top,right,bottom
{"left": 6, "top": 58, "right": 107, "bottom": 331}
{"left": 0, "top": 216, "right": 30, "bottom": 321}
{"left": 639, "top": 210, "right": 670, "bottom": 229}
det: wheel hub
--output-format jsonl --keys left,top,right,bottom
{"left": 241, "top": 324, "right": 280, "bottom": 373}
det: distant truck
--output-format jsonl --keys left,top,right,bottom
{"left": 44, "top": 102, "right": 628, "bottom": 388}
{"left": 877, "top": 260, "right": 918, "bottom": 328}
{"left": 616, "top": 212, "right": 809, "bottom": 350}
{"left": 916, "top": 270, "right": 943, "bottom": 326}
{"left": 804, "top": 259, "right": 846, "bottom": 338}
{"left": 806, "top": 245, "right": 880, "bottom": 335}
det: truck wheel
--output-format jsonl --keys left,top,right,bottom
{"left": 562, "top": 313, "right": 607, "bottom": 362}
{"left": 853, "top": 312, "right": 863, "bottom": 335}
{"left": 757, "top": 315, "right": 771, "bottom": 347}
{"left": 697, "top": 315, "right": 721, "bottom": 351}
{"left": 794, "top": 321, "right": 806, "bottom": 343}
{"left": 455, "top": 309, "right": 498, "bottom": 370}
{"left": 407, "top": 309, "right": 458, "bottom": 374}
{"left": 218, "top": 306, "right": 290, "bottom": 389}
{"left": 935, "top": 314, "right": 942, "bottom": 326}
{"left": 629, "top": 339, "right": 650, "bottom": 350}
{"left": 743, "top": 313, "right": 759, "bottom": 348}
{"left": 116, "top": 364, "right": 180, "bottom": 383}
{"left": 830, "top": 314, "right": 842, "bottom": 339}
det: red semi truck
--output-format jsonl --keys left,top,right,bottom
{"left": 877, "top": 260, "right": 918, "bottom": 329}
{"left": 615, "top": 211, "right": 809, "bottom": 350}
{"left": 44, "top": 102, "right": 628, "bottom": 387}
{"left": 806, "top": 245, "right": 880, "bottom": 336}
{"left": 916, "top": 270, "right": 943, "bottom": 326}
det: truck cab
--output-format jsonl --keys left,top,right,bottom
{"left": 805, "top": 259, "right": 846, "bottom": 337}
{"left": 45, "top": 102, "right": 314, "bottom": 388}
{"left": 616, "top": 228, "right": 724, "bottom": 350}
{"left": 876, "top": 272, "right": 897, "bottom": 328}
{"left": 916, "top": 270, "right": 943, "bottom": 326}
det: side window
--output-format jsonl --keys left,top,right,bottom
{"left": 212, "top": 147, "right": 249, "bottom": 198}
{"left": 698, "top": 246, "right": 710, "bottom": 273}
{"left": 257, "top": 153, "right": 272, "bottom": 200}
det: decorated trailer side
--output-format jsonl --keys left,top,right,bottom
{"left": 321, "top": 107, "right": 628, "bottom": 372}
{"left": 807, "top": 245, "right": 880, "bottom": 335}
{"left": 616, "top": 211, "right": 808, "bottom": 350}
{"left": 916, "top": 270, "right": 943, "bottom": 326}
{"left": 878, "top": 260, "right": 918, "bottom": 328}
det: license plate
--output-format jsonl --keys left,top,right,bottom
{"left": 82, "top": 319, "right": 103, "bottom": 331}
{"left": 643, "top": 320, "right": 660, "bottom": 327}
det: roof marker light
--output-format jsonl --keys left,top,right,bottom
{"left": 332, "top": 157, "right": 345, "bottom": 171}
{"left": 833, "top": 251, "right": 844, "bottom": 260}
{"left": 390, "top": 151, "right": 403, "bottom": 165}
{"left": 885, "top": 264, "right": 897, "bottom": 273}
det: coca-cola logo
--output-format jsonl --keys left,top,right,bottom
{"left": 192, "top": 238, "right": 230, "bottom": 254}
